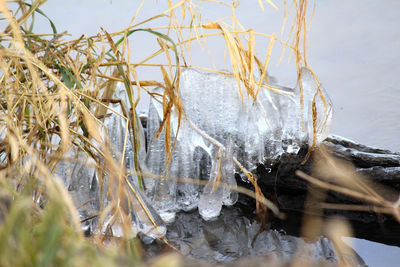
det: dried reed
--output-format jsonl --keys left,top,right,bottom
{"left": 0, "top": 1, "right": 378, "bottom": 266}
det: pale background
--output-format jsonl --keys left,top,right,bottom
{"left": 10, "top": 1, "right": 400, "bottom": 265}
{"left": 31, "top": 0, "right": 400, "bottom": 152}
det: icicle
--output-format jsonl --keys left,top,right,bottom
{"left": 56, "top": 149, "right": 99, "bottom": 234}
{"left": 257, "top": 86, "right": 284, "bottom": 159}
{"left": 125, "top": 111, "right": 147, "bottom": 190}
{"left": 296, "top": 67, "right": 333, "bottom": 145}
{"left": 198, "top": 148, "right": 224, "bottom": 221}
{"left": 170, "top": 116, "right": 203, "bottom": 212}
{"left": 141, "top": 68, "right": 333, "bottom": 222}
{"left": 150, "top": 168, "right": 176, "bottom": 223}
{"left": 144, "top": 95, "right": 165, "bottom": 198}
{"left": 56, "top": 66, "right": 334, "bottom": 230}
{"left": 100, "top": 84, "right": 131, "bottom": 211}
{"left": 222, "top": 135, "right": 238, "bottom": 206}
{"left": 129, "top": 181, "right": 167, "bottom": 239}
{"left": 172, "top": 143, "right": 199, "bottom": 212}
{"left": 144, "top": 89, "right": 176, "bottom": 223}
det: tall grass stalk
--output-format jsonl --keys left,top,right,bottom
{"left": 0, "top": 0, "right": 296, "bottom": 241}
{"left": 1, "top": 1, "right": 396, "bottom": 266}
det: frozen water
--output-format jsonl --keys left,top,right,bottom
{"left": 55, "top": 67, "right": 333, "bottom": 235}
{"left": 144, "top": 67, "right": 332, "bottom": 221}
{"left": 103, "top": 84, "right": 167, "bottom": 238}
{"left": 55, "top": 83, "right": 166, "bottom": 239}
{"left": 222, "top": 135, "right": 238, "bottom": 206}
{"left": 144, "top": 88, "right": 177, "bottom": 223}
{"left": 296, "top": 68, "right": 333, "bottom": 145}
{"left": 54, "top": 149, "right": 99, "bottom": 234}
{"left": 198, "top": 148, "right": 224, "bottom": 220}
{"left": 161, "top": 208, "right": 365, "bottom": 265}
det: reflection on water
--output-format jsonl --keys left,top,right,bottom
{"left": 142, "top": 205, "right": 400, "bottom": 266}
{"left": 152, "top": 208, "right": 366, "bottom": 266}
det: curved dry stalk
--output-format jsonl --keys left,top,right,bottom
{"left": 296, "top": 170, "right": 400, "bottom": 223}
{"left": 0, "top": 0, "right": 323, "bottom": 248}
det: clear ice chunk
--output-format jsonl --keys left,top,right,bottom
{"left": 172, "top": 136, "right": 199, "bottom": 212}
{"left": 55, "top": 83, "right": 166, "bottom": 238}
{"left": 197, "top": 136, "right": 237, "bottom": 220}
{"left": 144, "top": 89, "right": 177, "bottom": 223}
{"left": 221, "top": 135, "right": 238, "bottom": 206}
{"left": 54, "top": 149, "right": 99, "bottom": 234}
{"left": 56, "top": 66, "right": 333, "bottom": 231}
{"left": 198, "top": 149, "right": 224, "bottom": 221}
{"left": 142, "top": 67, "right": 333, "bottom": 221}
{"left": 129, "top": 181, "right": 167, "bottom": 239}
{"left": 296, "top": 68, "right": 333, "bottom": 145}
{"left": 106, "top": 84, "right": 168, "bottom": 233}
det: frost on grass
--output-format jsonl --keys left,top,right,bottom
{"left": 144, "top": 68, "right": 333, "bottom": 221}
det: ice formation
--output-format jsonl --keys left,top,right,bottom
{"left": 163, "top": 208, "right": 365, "bottom": 265}
{"left": 55, "top": 67, "right": 332, "bottom": 237}
{"left": 54, "top": 149, "right": 99, "bottom": 234}
{"left": 55, "top": 84, "right": 166, "bottom": 239}
{"left": 144, "top": 67, "right": 333, "bottom": 222}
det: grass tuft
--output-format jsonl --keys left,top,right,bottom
{"left": 1, "top": 1, "right": 397, "bottom": 266}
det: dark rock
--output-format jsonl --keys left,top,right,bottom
{"left": 139, "top": 116, "right": 399, "bottom": 247}
{"left": 235, "top": 135, "right": 400, "bottom": 246}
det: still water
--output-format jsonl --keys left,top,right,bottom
{"left": 25, "top": 1, "right": 400, "bottom": 266}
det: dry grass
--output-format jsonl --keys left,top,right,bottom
{"left": 1, "top": 0, "right": 397, "bottom": 266}
{"left": 297, "top": 147, "right": 400, "bottom": 222}
{"left": 0, "top": 0, "right": 302, "bottom": 237}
